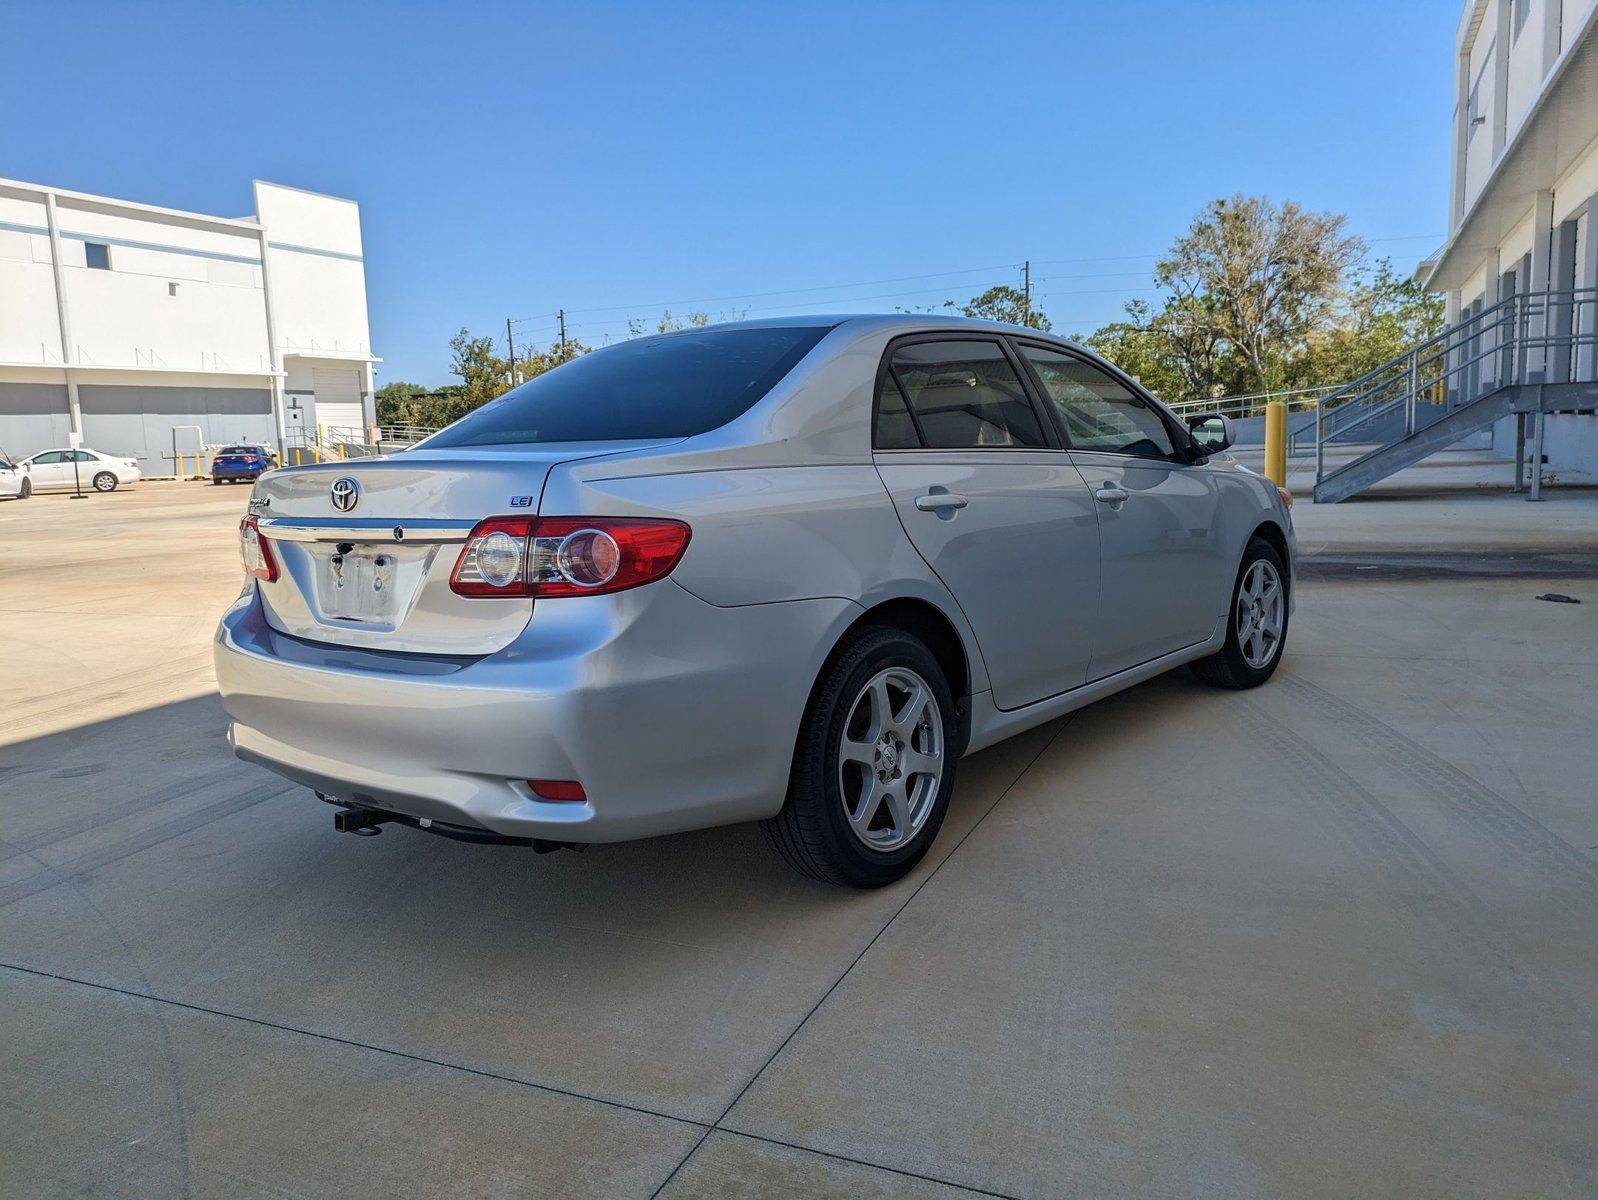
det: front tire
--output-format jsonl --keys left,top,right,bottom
{"left": 18, "top": 478, "right": 30, "bottom": 500}
{"left": 1191, "top": 536, "right": 1288, "bottom": 689}
{"left": 764, "top": 627, "right": 958, "bottom": 888}
{"left": 92, "top": 471, "right": 117, "bottom": 493}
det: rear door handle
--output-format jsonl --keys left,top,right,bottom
{"left": 915, "top": 492, "right": 969, "bottom": 512}
{"left": 1093, "top": 484, "right": 1129, "bottom": 506}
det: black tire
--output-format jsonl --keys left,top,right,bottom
{"left": 763, "top": 627, "right": 959, "bottom": 888}
{"left": 1191, "top": 536, "right": 1289, "bottom": 689}
{"left": 92, "top": 471, "right": 117, "bottom": 493}
{"left": 18, "top": 478, "right": 30, "bottom": 499}
{"left": 212, "top": 477, "right": 222, "bottom": 485}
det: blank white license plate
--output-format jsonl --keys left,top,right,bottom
{"left": 324, "top": 551, "right": 397, "bottom": 622}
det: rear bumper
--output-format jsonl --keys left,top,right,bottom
{"left": 215, "top": 583, "right": 857, "bottom": 843}
{"left": 212, "top": 464, "right": 260, "bottom": 478}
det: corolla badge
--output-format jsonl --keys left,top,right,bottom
{"left": 329, "top": 476, "right": 361, "bottom": 513}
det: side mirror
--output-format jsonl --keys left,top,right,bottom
{"left": 1187, "top": 412, "right": 1235, "bottom": 454}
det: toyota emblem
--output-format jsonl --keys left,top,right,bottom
{"left": 329, "top": 477, "right": 361, "bottom": 513}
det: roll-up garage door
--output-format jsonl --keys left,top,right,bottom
{"left": 312, "top": 368, "right": 364, "bottom": 436}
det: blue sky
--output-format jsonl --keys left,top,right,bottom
{"left": 1, "top": 1, "right": 1460, "bottom": 387}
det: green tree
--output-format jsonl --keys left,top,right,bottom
{"left": 374, "top": 380, "right": 429, "bottom": 425}
{"left": 1155, "top": 194, "right": 1365, "bottom": 393}
{"left": 1291, "top": 258, "right": 1445, "bottom": 388}
{"left": 953, "top": 284, "right": 1050, "bottom": 331}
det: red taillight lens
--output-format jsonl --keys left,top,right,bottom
{"left": 239, "top": 515, "right": 278, "bottom": 582}
{"left": 450, "top": 517, "right": 690, "bottom": 598}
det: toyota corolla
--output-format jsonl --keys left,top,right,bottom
{"left": 215, "top": 315, "right": 1293, "bottom": 886}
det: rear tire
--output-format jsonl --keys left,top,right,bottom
{"left": 92, "top": 471, "right": 117, "bottom": 493}
{"left": 764, "top": 627, "right": 958, "bottom": 888}
{"left": 18, "top": 478, "right": 30, "bottom": 500}
{"left": 1191, "top": 536, "right": 1288, "bottom": 689}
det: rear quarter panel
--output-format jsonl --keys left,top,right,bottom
{"left": 540, "top": 462, "right": 994, "bottom": 694}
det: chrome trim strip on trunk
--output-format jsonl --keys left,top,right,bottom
{"left": 255, "top": 517, "right": 477, "bottom": 544}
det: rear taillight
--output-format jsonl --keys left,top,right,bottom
{"left": 450, "top": 516, "right": 691, "bottom": 598}
{"left": 240, "top": 515, "right": 278, "bottom": 582}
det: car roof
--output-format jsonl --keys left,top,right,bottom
{"left": 659, "top": 312, "right": 1092, "bottom": 355}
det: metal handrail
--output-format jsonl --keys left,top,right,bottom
{"left": 1165, "top": 384, "right": 1336, "bottom": 419}
{"left": 1301, "top": 287, "right": 1598, "bottom": 485}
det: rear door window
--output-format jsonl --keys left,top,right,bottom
{"left": 423, "top": 326, "right": 833, "bottom": 447}
{"left": 874, "top": 375, "right": 922, "bottom": 448}
{"left": 886, "top": 340, "right": 1047, "bottom": 449}
{"left": 1018, "top": 344, "right": 1175, "bottom": 459}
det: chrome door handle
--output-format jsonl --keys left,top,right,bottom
{"left": 1093, "top": 484, "right": 1129, "bottom": 505}
{"left": 914, "top": 492, "right": 969, "bottom": 512}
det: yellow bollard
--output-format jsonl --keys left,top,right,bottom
{"left": 1264, "top": 399, "right": 1287, "bottom": 488}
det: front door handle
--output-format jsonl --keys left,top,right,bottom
{"left": 914, "top": 492, "right": 969, "bottom": 513}
{"left": 1093, "top": 484, "right": 1129, "bottom": 506}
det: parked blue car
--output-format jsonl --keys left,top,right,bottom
{"left": 211, "top": 445, "right": 273, "bottom": 484}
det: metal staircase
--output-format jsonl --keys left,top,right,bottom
{"left": 1290, "top": 287, "right": 1598, "bottom": 503}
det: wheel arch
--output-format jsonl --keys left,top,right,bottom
{"left": 842, "top": 596, "right": 973, "bottom": 703}
{"left": 1248, "top": 519, "right": 1291, "bottom": 587}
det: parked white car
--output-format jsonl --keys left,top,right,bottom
{"left": 0, "top": 449, "right": 30, "bottom": 499}
{"left": 18, "top": 447, "right": 141, "bottom": 493}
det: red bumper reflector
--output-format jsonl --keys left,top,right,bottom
{"left": 528, "top": 779, "right": 586, "bottom": 802}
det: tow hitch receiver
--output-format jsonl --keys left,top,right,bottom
{"left": 332, "top": 806, "right": 393, "bottom": 836}
{"left": 319, "top": 793, "right": 582, "bottom": 854}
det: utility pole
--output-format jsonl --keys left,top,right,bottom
{"left": 1022, "top": 260, "right": 1031, "bottom": 324}
{"left": 558, "top": 309, "right": 567, "bottom": 362}
{"left": 506, "top": 317, "right": 517, "bottom": 386}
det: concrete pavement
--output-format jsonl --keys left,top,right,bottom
{"left": 2, "top": 479, "right": 1595, "bottom": 1198}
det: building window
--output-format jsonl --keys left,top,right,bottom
{"left": 84, "top": 242, "right": 110, "bottom": 270}
{"left": 1512, "top": 0, "right": 1530, "bottom": 40}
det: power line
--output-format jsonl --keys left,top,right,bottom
{"left": 508, "top": 237, "right": 1446, "bottom": 343}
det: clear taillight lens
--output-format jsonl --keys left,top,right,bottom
{"left": 450, "top": 517, "right": 690, "bottom": 598}
{"left": 239, "top": 515, "right": 278, "bottom": 582}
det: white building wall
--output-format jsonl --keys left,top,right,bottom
{"left": 0, "top": 190, "right": 65, "bottom": 364}
{"left": 255, "top": 182, "right": 373, "bottom": 359}
{"left": 1504, "top": 0, "right": 1545, "bottom": 130}
{"left": 1462, "top": 8, "right": 1499, "bottom": 211}
{"left": 0, "top": 176, "right": 379, "bottom": 470}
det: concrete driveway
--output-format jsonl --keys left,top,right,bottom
{"left": 2, "top": 478, "right": 1595, "bottom": 1198}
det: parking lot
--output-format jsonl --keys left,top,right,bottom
{"left": 3, "top": 464, "right": 1596, "bottom": 1198}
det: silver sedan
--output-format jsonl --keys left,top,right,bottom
{"left": 215, "top": 315, "right": 1294, "bottom": 886}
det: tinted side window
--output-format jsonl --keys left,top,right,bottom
{"left": 891, "top": 340, "right": 1046, "bottom": 449}
{"left": 33, "top": 451, "right": 64, "bottom": 464}
{"left": 874, "top": 375, "right": 921, "bottom": 448}
{"left": 1020, "top": 346, "right": 1174, "bottom": 459}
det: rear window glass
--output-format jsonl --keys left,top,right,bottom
{"left": 423, "top": 326, "right": 833, "bottom": 448}
{"left": 219, "top": 446, "right": 255, "bottom": 455}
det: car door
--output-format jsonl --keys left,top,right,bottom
{"left": 1014, "top": 342, "right": 1227, "bottom": 680}
{"left": 27, "top": 451, "right": 71, "bottom": 489}
{"left": 872, "top": 335, "right": 1102, "bottom": 710}
{"left": 0, "top": 451, "right": 19, "bottom": 497}
{"left": 71, "top": 450, "right": 101, "bottom": 482}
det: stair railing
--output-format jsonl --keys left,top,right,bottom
{"left": 1301, "top": 286, "right": 1598, "bottom": 491}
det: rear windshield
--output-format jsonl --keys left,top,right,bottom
{"left": 422, "top": 326, "right": 833, "bottom": 448}
{"left": 219, "top": 446, "right": 256, "bottom": 455}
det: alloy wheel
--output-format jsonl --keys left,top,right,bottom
{"left": 837, "top": 667, "right": 943, "bottom": 851}
{"left": 1236, "top": 559, "right": 1284, "bottom": 669}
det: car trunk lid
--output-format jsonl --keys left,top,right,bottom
{"left": 249, "top": 443, "right": 665, "bottom": 654}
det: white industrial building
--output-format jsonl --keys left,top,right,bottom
{"left": 0, "top": 177, "right": 378, "bottom": 472}
{"left": 1427, "top": 0, "right": 1598, "bottom": 473}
